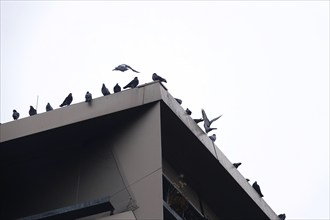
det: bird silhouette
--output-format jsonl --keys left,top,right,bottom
{"left": 278, "top": 214, "right": 286, "bottom": 220}
{"left": 29, "top": 106, "right": 37, "bottom": 116}
{"left": 252, "top": 181, "right": 264, "bottom": 197}
{"left": 12, "top": 110, "right": 20, "bottom": 120}
{"left": 85, "top": 91, "right": 92, "bottom": 103}
{"left": 202, "top": 109, "right": 222, "bottom": 133}
{"left": 113, "top": 83, "right": 121, "bottom": 93}
{"left": 233, "top": 162, "right": 242, "bottom": 168}
{"left": 209, "top": 134, "right": 216, "bottom": 142}
{"left": 60, "top": 93, "right": 73, "bottom": 107}
{"left": 152, "top": 73, "right": 167, "bottom": 83}
{"left": 175, "top": 98, "right": 182, "bottom": 105}
{"left": 186, "top": 108, "right": 192, "bottom": 115}
{"left": 123, "top": 77, "right": 139, "bottom": 89}
{"left": 101, "top": 83, "right": 111, "bottom": 96}
{"left": 113, "top": 64, "right": 139, "bottom": 73}
{"left": 46, "top": 103, "right": 53, "bottom": 111}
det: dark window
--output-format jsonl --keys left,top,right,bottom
{"left": 163, "top": 175, "right": 206, "bottom": 220}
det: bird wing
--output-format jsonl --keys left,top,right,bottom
{"left": 127, "top": 65, "right": 139, "bottom": 73}
{"left": 202, "top": 109, "right": 210, "bottom": 126}
{"left": 210, "top": 114, "right": 222, "bottom": 125}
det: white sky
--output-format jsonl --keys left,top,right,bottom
{"left": 1, "top": 1, "right": 329, "bottom": 219}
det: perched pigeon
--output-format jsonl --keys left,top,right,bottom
{"left": 202, "top": 109, "right": 222, "bottom": 133}
{"left": 123, "top": 77, "right": 139, "bottom": 89}
{"left": 246, "top": 178, "right": 250, "bottom": 182}
{"left": 175, "top": 98, "right": 182, "bottom": 105}
{"left": 252, "top": 181, "right": 264, "bottom": 197}
{"left": 29, "top": 106, "right": 37, "bottom": 116}
{"left": 152, "top": 73, "right": 167, "bottom": 83}
{"left": 186, "top": 108, "right": 192, "bottom": 115}
{"left": 12, "top": 109, "right": 20, "bottom": 120}
{"left": 102, "top": 83, "right": 111, "bottom": 96}
{"left": 278, "top": 214, "right": 286, "bottom": 220}
{"left": 209, "top": 134, "right": 216, "bottom": 142}
{"left": 46, "top": 103, "right": 53, "bottom": 112}
{"left": 60, "top": 93, "right": 73, "bottom": 107}
{"left": 233, "top": 162, "right": 242, "bottom": 168}
{"left": 113, "top": 64, "right": 139, "bottom": 73}
{"left": 85, "top": 91, "right": 92, "bottom": 103}
{"left": 194, "top": 118, "right": 204, "bottom": 124}
{"left": 113, "top": 83, "right": 121, "bottom": 93}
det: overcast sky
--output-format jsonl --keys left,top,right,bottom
{"left": 1, "top": 1, "right": 329, "bottom": 219}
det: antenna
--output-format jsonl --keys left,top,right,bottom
{"left": 36, "top": 95, "right": 39, "bottom": 111}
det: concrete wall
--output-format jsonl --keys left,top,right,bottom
{"left": 1, "top": 102, "right": 163, "bottom": 220}
{"left": 111, "top": 102, "right": 163, "bottom": 220}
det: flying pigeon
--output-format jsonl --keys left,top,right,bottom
{"left": 113, "top": 64, "right": 139, "bottom": 73}
{"left": 123, "top": 77, "right": 139, "bottom": 89}
{"left": 46, "top": 103, "right": 53, "bottom": 111}
{"left": 278, "top": 214, "right": 286, "bottom": 220}
{"left": 102, "top": 83, "right": 111, "bottom": 96}
{"left": 175, "top": 98, "right": 182, "bottom": 105}
{"left": 12, "top": 110, "right": 20, "bottom": 120}
{"left": 113, "top": 83, "right": 121, "bottom": 93}
{"left": 194, "top": 118, "right": 204, "bottom": 124}
{"left": 152, "top": 73, "right": 167, "bottom": 83}
{"left": 233, "top": 162, "right": 242, "bottom": 168}
{"left": 252, "top": 181, "right": 264, "bottom": 197}
{"left": 29, "top": 106, "right": 37, "bottom": 116}
{"left": 209, "top": 134, "right": 216, "bottom": 142}
{"left": 202, "top": 109, "right": 222, "bottom": 133}
{"left": 60, "top": 93, "right": 73, "bottom": 107}
{"left": 85, "top": 91, "right": 92, "bottom": 103}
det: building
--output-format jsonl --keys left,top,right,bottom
{"left": 0, "top": 82, "right": 280, "bottom": 220}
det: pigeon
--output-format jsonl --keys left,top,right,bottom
{"left": 194, "top": 118, "right": 204, "bottom": 124}
{"left": 152, "top": 73, "right": 167, "bottom": 83}
{"left": 102, "top": 83, "right": 111, "bottom": 96}
{"left": 59, "top": 93, "right": 73, "bottom": 107}
{"left": 29, "top": 106, "right": 37, "bottom": 116}
{"left": 252, "top": 181, "right": 264, "bottom": 197}
{"left": 246, "top": 178, "right": 250, "bottom": 182}
{"left": 123, "top": 77, "right": 139, "bottom": 89}
{"left": 175, "top": 98, "right": 182, "bottom": 105}
{"left": 85, "top": 91, "right": 92, "bottom": 103}
{"left": 12, "top": 110, "right": 20, "bottom": 120}
{"left": 113, "top": 64, "right": 139, "bottom": 73}
{"left": 202, "top": 109, "right": 222, "bottom": 133}
{"left": 46, "top": 103, "right": 53, "bottom": 111}
{"left": 233, "top": 162, "right": 242, "bottom": 168}
{"left": 209, "top": 134, "right": 216, "bottom": 142}
{"left": 278, "top": 214, "right": 286, "bottom": 220}
{"left": 186, "top": 108, "right": 192, "bottom": 115}
{"left": 113, "top": 83, "right": 121, "bottom": 93}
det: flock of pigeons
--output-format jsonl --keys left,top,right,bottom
{"left": 11, "top": 64, "right": 167, "bottom": 120}
{"left": 10, "top": 63, "right": 285, "bottom": 220}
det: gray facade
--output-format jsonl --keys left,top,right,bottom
{"left": 0, "top": 82, "right": 280, "bottom": 220}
